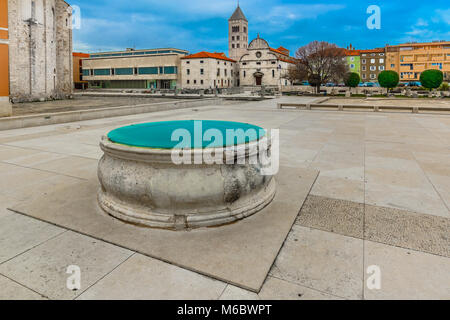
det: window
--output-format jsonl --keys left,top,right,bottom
{"left": 163, "top": 66, "right": 177, "bottom": 74}
{"left": 362, "top": 66, "right": 366, "bottom": 71}
{"left": 256, "top": 52, "right": 262, "bottom": 58}
{"left": 350, "top": 64, "right": 355, "bottom": 69}
{"left": 187, "top": 69, "right": 190, "bottom": 75}
{"left": 93, "top": 69, "right": 111, "bottom": 76}
{"left": 379, "top": 66, "right": 385, "bottom": 71}
{"left": 271, "top": 61, "right": 276, "bottom": 64}
{"left": 370, "top": 59, "right": 375, "bottom": 63}
{"left": 115, "top": 68, "right": 134, "bottom": 75}
{"left": 379, "top": 53, "right": 385, "bottom": 56}
{"left": 111, "top": 69, "right": 115, "bottom": 76}
{"left": 187, "top": 80, "right": 190, "bottom": 84}
{"left": 82, "top": 69, "right": 90, "bottom": 76}
{"left": 232, "top": 36, "right": 235, "bottom": 41}
{"left": 350, "top": 57, "right": 355, "bottom": 62}
{"left": 370, "top": 74, "right": 376, "bottom": 79}
{"left": 242, "top": 62, "right": 247, "bottom": 65}
{"left": 138, "top": 67, "right": 158, "bottom": 75}
{"left": 362, "top": 74, "right": 366, "bottom": 79}
{"left": 272, "top": 70, "right": 275, "bottom": 77}
{"left": 201, "top": 80, "right": 204, "bottom": 85}
{"left": 217, "top": 69, "right": 220, "bottom": 76}
{"left": 194, "top": 80, "right": 197, "bottom": 84}
{"left": 243, "top": 71, "right": 246, "bottom": 77}
{"left": 256, "top": 62, "right": 261, "bottom": 65}
{"left": 391, "top": 64, "right": 395, "bottom": 68}
{"left": 200, "top": 60, "right": 204, "bottom": 64}
{"left": 159, "top": 67, "right": 163, "bottom": 74}
{"left": 362, "top": 59, "right": 366, "bottom": 64}
{"left": 237, "top": 44, "right": 240, "bottom": 48}
{"left": 237, "top": 36, "right": 240, "bottom": 40}
{"left": 379, "top": 58, "right": 384, "bottom": 63}
{"left": 134, "top": 67, "right": 138, "bottom": 75}
{"left": 225, "top": 69, "right": 227, "bottom": 76}
{"left": 186, "top": 61, "right": 190, "bottom": 64}
{"left": 244, "top": 27, "right": 247, "bottom": 32}
{"left": 200, "top": 69, "right": 204, "bottom": 75}
{"left": 370, "top": 66, "right": 376, "bottom": 71}
{"left": 232, "top": 44, "right": 235, "bottom": 48}
{"left": 232, "top": 26, "right": 239, "bottom": 32}
{"left": 362, "top": 54, "right": 367, "bottom": 56}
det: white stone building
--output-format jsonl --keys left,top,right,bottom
{"left": 180, "top": 52, "right": 236, "bottom": 89}
{"left": 8, "top": 0, "right": 73, "bottom": 102}
{"left": 238, "top": 35, "right": 296, "bottom": 87}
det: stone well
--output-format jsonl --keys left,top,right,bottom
{"left": 97, "top": 120, "right": 276, "bottom": 230}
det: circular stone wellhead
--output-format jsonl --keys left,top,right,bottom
{"left": 97, "top": 120, "right": 277, "bottom": 230}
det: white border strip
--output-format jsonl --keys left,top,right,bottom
{"left": 0, "top": 27, "right": 8, "bottom": 31}
{"left": 0, "top": 39, "right": 8, "bottom": 44}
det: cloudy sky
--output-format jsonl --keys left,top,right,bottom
{"left": 70, "top": 0, "right": 450, "bottom": 55}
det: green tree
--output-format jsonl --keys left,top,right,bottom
{"left": 420, "top": 69, "right": 444, "bottom": 90}
{"left": 378, "top": 70, "right": 399, "bottom": 95}
{"left": 344, "top": 72, "right": 360, "bottom": 93}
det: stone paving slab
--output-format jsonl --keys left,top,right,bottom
{"left": 10, "top": 166, "right": 318, "bottom": 292}
{"left": 296, "top": 195, "right": 364, "bottom": 238}
{"left": 220, "top": 277, "right": 344, "bottom": 300}
{"left": 0, "top": 231, "right": 134, "bottom": 300}
{"left": 270, "top": 225, "right": 364, "bottom": 300}
{"left": 77, "top": 253, "right": 226, "bottom": 300}
{"left": 0, "top": 275, "right": 46, "bottom": 300}
{"left": 364, "top": 241, "right": 450, "bottom": 300}
{"left": 365, "top": 204, "right": 450, "bottom": 258}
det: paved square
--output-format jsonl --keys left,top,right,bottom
{"left": 1, "top": 96, "right": 449, "bottom": 300}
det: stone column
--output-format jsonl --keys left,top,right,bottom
{"left": 0, "top": 0, "right": 11, "bottom": 117}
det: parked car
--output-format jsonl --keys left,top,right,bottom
{"left": 358, "top": 82, "right": 367, "bottom": 87}
{"left": 406, "top": 81, "right": 421, "bottom": 87}
{"left": 325, "top": 82, "right": 336, "bottom": 87}
{"left": 300, "top": 81, "right": 310, "bottom": 86}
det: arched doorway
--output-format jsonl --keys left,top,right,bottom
{"left": 253, "top": 71, "right": 264, "bottom": 86}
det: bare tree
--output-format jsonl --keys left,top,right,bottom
{"left": 291, "top": 41, "right": 348, "bottom": 94}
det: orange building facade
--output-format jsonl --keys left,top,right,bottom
{"left": 73, "top": 52, "right": 90, "bottom": 89}
{"left": 0, "top": 0, "right": 11, "bottom": 116}
{"left": 386, "top": 41, "right": 450, "bottom": 82}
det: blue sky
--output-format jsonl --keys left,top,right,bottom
{"left": 70, "top": 0, "right": 450, "bottom": 56}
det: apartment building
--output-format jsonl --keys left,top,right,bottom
{"left": 81, "top": 48, "right": 188, "bottom": 89}
{"left": 360, "top": 48, "right": 386, "bottom": 82}
{"left": 345, "top": 48, "right": 361, "bottom": 76}
{"left": 180, "top": 52, "right": 236, "bottom": 89}
{"left": 386, "top": 41, "right": 450, "bottom": 82}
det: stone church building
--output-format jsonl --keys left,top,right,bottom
{"left": 181, "top": 5, "right": 296, "bottom": 89}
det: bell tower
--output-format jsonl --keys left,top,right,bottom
{"left": 228, "top": 4, "right": 248, "bottom": 62}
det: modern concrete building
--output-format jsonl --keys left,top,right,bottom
{"left": 8, "top": 0, "right": 73, "bottom": 103}
{"left": 238, "top": 35, "right": 296, "bottom": 87}
{"left": 180, "top": 52, "right": 236, "bottom": 89}
{"left": 73, "top": 52, "right": 89, "bottom": 90}
{"left": 0, "top": 0, "right": 11, "bottom": 116}
{"left": 386, "top": 41, "right": 450, "bottom": 82}
{"left": 360, "top": 48, "right": 385, "bottom": 82}
{"left": 81, "top": 48, "right": 188, "bottom": 89}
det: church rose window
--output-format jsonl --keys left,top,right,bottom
{"left": 256, "top": 52, "right": 262, "bottom": 58}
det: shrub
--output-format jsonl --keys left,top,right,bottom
{"left": 420, "top": 70, "right": 444, "bottom": 90}
{"left": 439, "top": 82, "right": 449, "bottom": 91}
{"left": 344, "top": 72, "right": 360, "bottom": 88}
{"left": 378, "top": 71, "right": 399, "bottom": 94}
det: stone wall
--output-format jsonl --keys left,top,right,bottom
{"left": 8, "top": 0, "right": 72, "bottom": 103}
